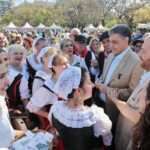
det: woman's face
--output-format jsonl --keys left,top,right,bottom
{"left": 0, "top": 52, "right": 9, "bottom": 66}
{"left": 0, "top": 71, "right": 9, "bottom": 91}
{"left": 9, "top": 51, "right": 24, "bottom": 67}
{"left": 91, "top": 40, "right": 99, "bottom": 52}
{"left": 53, "top": 57, "right": 69, "bottom": 75}
{"left": 35, "top": 40, "right": 47, "bottom": 55}
{"left": 43, "top": 55, "right": 50, "bottom": 69}
{"left": 23, "top": 40, "right": 31, "bottom": 50}
{"left": 63, "top": 41, "right": 74, "bottom": 56}
{"left": 81, "top": 73, "right": 93, "bottom": 100}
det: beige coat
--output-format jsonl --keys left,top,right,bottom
{"left": 100, "top": 48, "right": 144, "bottom": 125}
{"left": 101, "top": 48, "right": 144, "bottom": 100}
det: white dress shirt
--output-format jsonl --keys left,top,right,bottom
{"left": 104, "top": 48, "right": 129, "bottom": 85}
{"left": 100, "top": 48, "right": 129, "bottom": 102}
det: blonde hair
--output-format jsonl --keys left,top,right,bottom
{"left": 89, "top": 37, "right": 100, "bottom": 50}
{"left": 43, "top": 47, "right": 59, "bottom": 58}
{"left": 52, "top": 52, "right": 68, "bottom": 66}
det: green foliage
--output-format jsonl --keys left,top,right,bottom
{"left": 0, "top": 1, "right": 150, "bottom": 29}
{"left": 0, "top": 3, "right": 66, "bottom": 27}
{"left": 105, "top": 18, "right": 119, "bottom": 28}
{"left": 134, "top": 5, "right": 150, "bottom": 23}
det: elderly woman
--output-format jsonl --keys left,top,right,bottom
{"left": 49, "top": 66, "right": 112, "bottom": 150}
{"left": 60, "top": 38, "right": 87, "bottom": 70}
{"left": 7, "top": 44, "right": 29, "bottom": 109}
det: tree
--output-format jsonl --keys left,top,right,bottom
{"left": 134, "top": 5, "right": 150, "bottom": 24}
{"left": 57, "top": 0, "right": 105, "bottom": 28}
{"left": 110, "top": 0, "right": 150, "bottom": 28}
{"left": 1, "top": 2, "right": 66, "bottom": 27}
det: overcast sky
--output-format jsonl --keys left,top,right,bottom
{"left": 15, "top": 0, "right": 56, "bottom": 6}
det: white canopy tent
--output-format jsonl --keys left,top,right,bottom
{"left": 137, "top": 23, "right": 147, "bottom": 29}
{"left": 37, "top": 23, "right": 46, "bottom": 29}
{"left": 36, "top": 23, "right": 48, "bottom": 32}
{"left": 84, "top": 24, "right": 96, "bottom": 33}
{"left": 137, "top": 23, "right": 150, "bottom": 30}
{"left": 22, "top": 22, "right": 33, "bottom": 28}
{"left": 97, "top": 24, "right": 108, "bottom": 32}
{"left": 49, "top": 23, "right": 63, "bottom": 33}
{"left": 20, "top": 22, "right": 34, "bottom": 32}
{"left": 5, "top": 22, "right": 17, "bottom": 31}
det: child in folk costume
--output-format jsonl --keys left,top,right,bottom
{"left": 32, "top": 47, "right": 58, "bottom": 94}
{"left": 27, "top": 53, "right": 69, "bottom": 119}
{"left": 49, "top": 66, "right": 112, "bottom": 150}
{"left": 25, "top": 37, "right": 47, "bottom": 95}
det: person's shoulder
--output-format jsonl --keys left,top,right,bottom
{"left": 51, "top": 101, "right": 64, "bottom": 112}
{"left": 0, "top": 96, "right": 8, "bottom": 116}
{"left": 73, "top": 54, "right": 81, "bottom": 60}
{"left": 0, "top": 95, "right": 5, "bottom": 105}
{"left": 35, "top": 70, "right": 46, "bottom": 77}
{"left": 127, "top": 48, "right": 140, "bottom": 62}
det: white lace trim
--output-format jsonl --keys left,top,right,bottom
{"left": 49, "top": 102, "right": 112, "bottom": 146}
{"left": 49, "top": 101, "right": 97, "bottom": 128}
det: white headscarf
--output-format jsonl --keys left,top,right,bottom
{"left": 48, "top": 54, "right": 56, "bottom": 68}
{"left": 37, "top": 46, "right": 49, "bottom": 63}
{"left": 54, "top": 66, "right": 81, "bottom": 100}
{"left": 37, "top": 46, "right": 57, "bottom": 66}
{"left": 32, "top": 37, "right": 43, "bottom": 54}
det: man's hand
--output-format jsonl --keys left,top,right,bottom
{"left": 95, "top": 82, "right": 107, "bottom": 93}
{"left": 107, "top": 88, "right": 118, "bottom": 103}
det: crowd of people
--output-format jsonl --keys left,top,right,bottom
{"left": 0, "top": 23, "right": 150, "bottom": 150}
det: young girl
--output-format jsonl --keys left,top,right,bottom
{"left": 32, "top": 47, "right": 58, "bottom": 94}
{"left": 27, "top": 53, "right": 69, "bottom": 119}
{"left": 49, "top": 66, "right": 112, "bottom": 150}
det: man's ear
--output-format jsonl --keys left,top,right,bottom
{"left": 125, "top": 36, "right": 129, "bottom": 43}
